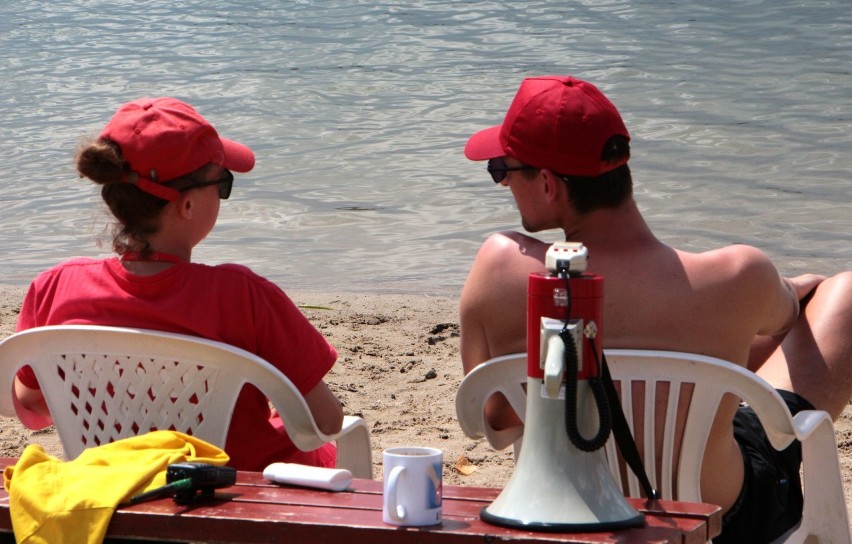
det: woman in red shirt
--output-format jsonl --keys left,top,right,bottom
{"left": 13, "top": 97, "right": 344, "bottom": 471}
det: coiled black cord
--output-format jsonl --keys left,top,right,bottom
{"left": 558, "top": 273, "right": 612, "bottom": 452}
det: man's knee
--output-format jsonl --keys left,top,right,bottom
{"left": 811, "top": 271, "right": 852, "bottom": 311}
{"left": 826, "top": 270, "right": 852, "bottom": 293}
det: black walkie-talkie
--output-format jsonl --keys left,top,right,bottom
{"left": 130, "top": 462, "right": 237, "bottom": 505}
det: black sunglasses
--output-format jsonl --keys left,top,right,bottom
{"left": 179, "top": 169, "right": 234, "bottom": 200}
{"left": 486, "top": 158, "right": 538, "bottom": 184}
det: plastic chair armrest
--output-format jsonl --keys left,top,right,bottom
{"left": 331, "top": 416, "right": 373, "bottom": 479}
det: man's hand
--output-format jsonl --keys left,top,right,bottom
{"left": 749, "top": 274, "right": 827, "bottom": 371}
{"left": 785, "top": 274, "right": 826, "bottom": 303}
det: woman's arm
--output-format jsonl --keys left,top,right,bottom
{"left": 302, "top": 380, "right": 343, "bottom": 436}
{"left": 12, "top": 376, "right": 54, "bottom": 430}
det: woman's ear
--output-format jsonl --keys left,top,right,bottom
{"left": 174, "top": 192, "right": 195, "bottom": 220}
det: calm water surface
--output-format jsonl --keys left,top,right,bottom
{"left": 1, "top": 1, "right": 850, "bottom": 295}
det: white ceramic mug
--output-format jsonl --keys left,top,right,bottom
{"left": 382, "top": 446, "right": 443, "bottom": 526}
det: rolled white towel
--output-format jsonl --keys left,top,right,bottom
{"left": 262, "top": 463, "right": 353, "bottom": 492}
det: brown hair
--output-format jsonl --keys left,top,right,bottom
{"left": 558, "top": 135, "right": 633, "bottom": 214}
{"left": 76, "top": 138, "right": 170, "bottom": 258}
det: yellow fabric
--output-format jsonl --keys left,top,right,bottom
{"left": 3, "top": 430, "right": 229, "bottom": 544}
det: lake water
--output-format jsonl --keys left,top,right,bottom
{"left": 1, "top": 0, "right": 850, "bottom": 296}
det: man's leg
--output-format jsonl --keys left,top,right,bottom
{"left": 755, "top": 271, "right": 852, "bottom": 419}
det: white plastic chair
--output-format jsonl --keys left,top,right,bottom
{"left": 456, "top": 353, "right": 528, "bottom": 460}
{"left": 455, "top": 350, "right": 851, "bottom": 544}
{"left": 0, "top": 325, "right": 373, "bottom": 479}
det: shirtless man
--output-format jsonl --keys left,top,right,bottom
{"left": 459, "top": 75, "right": 852, "bottom": 543}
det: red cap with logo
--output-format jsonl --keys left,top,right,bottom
{"left": 99, "top": 97, "right": 255, "bottom": 201}
{"left": 464, "top": 76, "right": 629, "bottom": 176}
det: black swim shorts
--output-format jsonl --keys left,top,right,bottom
{"left": 713, "top": 390, "right": 813, "bottom": 543}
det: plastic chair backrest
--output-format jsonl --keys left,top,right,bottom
{"left": 0, "top": 325, "right": 373, "bottom": 479}
{"left": 456, "top": 350, "right": 850, "bottom": 544}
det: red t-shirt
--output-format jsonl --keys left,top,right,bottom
{"left": 16, "top": 257, "right": 338, "bottom": 471}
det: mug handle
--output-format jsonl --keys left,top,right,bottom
{"left": 386, "top": 465, "right": 407, "bottom": 522}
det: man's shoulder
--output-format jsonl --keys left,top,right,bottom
{"left": 679, "top": 245, "right": 783, "bottom": 308}
{"left": 685, "top": 244, "right": 777, "bottom": 278}
{"left": 691, "top": 243, "right": 769, "bottom": 261}
{"left": 479, "top": 231, "right": 550, "bottom": 267}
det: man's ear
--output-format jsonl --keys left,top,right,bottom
{"left": 539, "top": 169, "right": 565, "bottom": 204}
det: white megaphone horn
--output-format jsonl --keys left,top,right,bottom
{"left": 479, "top": 242, "right": 644, "bottom": 532}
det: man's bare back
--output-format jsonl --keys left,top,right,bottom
{"left": 461, "top": 197, "right": 802, "bottom": 510}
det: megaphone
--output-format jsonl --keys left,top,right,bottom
{"left": 480, "top": 242, "right": 644, "bottom": 532}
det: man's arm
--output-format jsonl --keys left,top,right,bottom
{"left": 757, "top": 272, "right": 825, "bottom": 335}
{"left": 460, "top": 232, "right": 547, "bottom": 374}
{"left": 726, "top": 245, "right": 808, "bottom": 338}
{"left": 459, "top": 232, "right": 549, "bottom": 431}
{"left": 748, "top": 273, "right": 826, "bottom": 371}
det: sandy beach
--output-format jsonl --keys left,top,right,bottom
{"left": 1, "top": 284, "right": 850, "bottom": 513}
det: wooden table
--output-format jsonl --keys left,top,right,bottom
{"left": 0, "top": 461, "right": 721, "bottom": 543}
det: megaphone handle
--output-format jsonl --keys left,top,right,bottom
{"left": 544, "top": 334, "right": 565, "bottom": 397}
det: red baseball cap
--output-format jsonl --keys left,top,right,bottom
{"left": 99, "top": 97, "right": 255, "bottom": 201}
{"left": 465, "top": 76, "right": 629, "bottom": 176}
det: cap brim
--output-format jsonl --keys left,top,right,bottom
{"left": 221, "top": 138, "right": 256, "bottom": 173}
{"left": 464, "top": 125, "right": 505, "bottom": 161}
